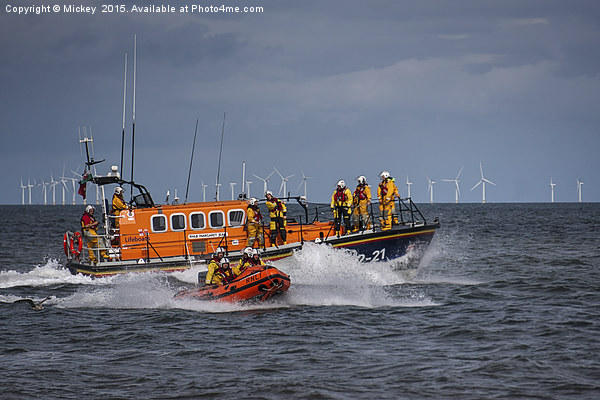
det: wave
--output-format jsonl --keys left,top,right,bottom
{"left": 1, "top": 243, "right": 442, "bottom": 311}
{"left": 0, "top": 259, "right": 100, "bottom": 289}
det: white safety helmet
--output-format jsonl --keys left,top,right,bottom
{"left": 114, "top": 187, "right": 124, "bottom": 195}
{"left": 357, "top": 176, "right": 366, "bottom": 185}
{"left": 249, "top": 197, "right": 258, "bottom": 206}
{"left": 215, "top": 247, "right": 225, "bottom": 255}
{"left": 337, "top": 180, "right": 346, "bottom": 188}
{"left": 221, "top": 257, "right": 230, "bottom": 266}
{"left": 244, "top": 247, "right": 254, "bottom": 257}
{"left": 380, "top": 171, "right": 390, "bottom": 180}
{"left": 252, "top": 249, "right": 260, "bottom": 257}
{"left": 85, "top": 205, "right": 94, "bottom": 213}
{"left": 265, "top": 190, "right": 273, "bottom": 197}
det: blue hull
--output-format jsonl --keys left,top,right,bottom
{"left": 327, "top": 224, "right": 438, "bottom": 268}
{"left": 260, "top": 222, "right": 439, "bottom": 270}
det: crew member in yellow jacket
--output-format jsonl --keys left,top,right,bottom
{"left": 331, "top": 180, "right": 353, "bottom": 236}
{"left": 111, "top": 186, "right": 128, "bottom": 230}
{"left": 206, "top": 257, "right": 234, "bottom": 286}
{"left": 246, "top": 197, "right": 264, "bottom": 248}
{"left": 352, "top": 176, "right": 372, "bottom": 232}
{"left": 247, "top": 249, "right": 266, "bottom": 267}
{"left": 232, "top": 247, "right": 254, "bottom": 276}
{"left": 80, "top": 205, "right": 109, "bottom": 263}
{"left": 377, "top": 171, "right": 400, "bottom": 230}
{"left": 265, "top": 191, "right": 287, "bottom": 246}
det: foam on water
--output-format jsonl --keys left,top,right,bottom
{"left": 0, "top": 258, "right": 101, "bottom": 289}
{"left": 411, "top": 222, "right": 485, "bottom": 286}
{"left": 1, "top": 242, "right": 442, "bottom": 311}
{"left": 275, "top": 242, "right": 439, "bottom": 307}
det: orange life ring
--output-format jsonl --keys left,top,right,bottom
{"left": 69, "top": 232, "right": 83, "bottom": 259}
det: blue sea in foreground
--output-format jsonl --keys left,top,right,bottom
{"left": 1, "top": 203, "right": 599, "bottom": 399}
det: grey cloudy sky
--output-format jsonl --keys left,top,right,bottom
{"left": 1, "top": 0, "right": 599, "bottom": 204}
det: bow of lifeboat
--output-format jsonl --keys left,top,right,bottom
{"left": 174, "top": 265, "right": 290, "bottom": 303}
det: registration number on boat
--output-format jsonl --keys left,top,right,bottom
{"left": 357, "top": 248, "right": 386, "bottom": 262}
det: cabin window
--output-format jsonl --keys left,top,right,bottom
{"left": 228, "top": 209, "right": 245, "bottom": 227}
{"left": 151, "top": 215, "right": 167, "bottom": 232}
{"left": 209, "top": 211, "right": 225, "bottom": 229}
{"left": 190, "top": 212, "right": 206, "bottom": 230}
{"left": 171, "top": 213, "right": 186, "bottom": 231}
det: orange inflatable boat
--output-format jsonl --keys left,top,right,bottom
{"left": 174, "top": 265, "right": 291, "bottom": 303}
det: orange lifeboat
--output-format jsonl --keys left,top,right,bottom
{"left": 174, "top": 265, "right": 290, "bottom": 303}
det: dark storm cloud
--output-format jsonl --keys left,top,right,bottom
{"left": 1, "top": 0, "right": 599, "bottom": 204}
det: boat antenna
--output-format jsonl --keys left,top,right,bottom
{"left": 215, "top": 112, "right": 226, "bottom": 201}
{"left": 79, "top": 126, "right": 104, "bottom": 169}
{"left": 120, "top": 51, "right": 127, "bottom": 178}
{"left": 130, "top": 34, "right": 137, "bottom": 202}
{"left": 185, "top": 119, "right": 199, "bottom": 204}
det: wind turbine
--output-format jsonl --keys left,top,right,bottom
{"left": 427, "top": 177, "right": 435, "bottom": 204}
{"left": 295, "top": 169, "right": 313, "bottom": 200}
{"left": 20, "top": 179, "right": 27, "bottom": 205}
{"left": 38, "top": 180, "right": 48, "bottom": 205}
{"left": 27, "top": 180, "right": 34, "bottom": 204}
{"left": 576, "top": 179, "right": 584, "bottom": 203}
{"left": 245, "top": 180, "right": 252, "bottom": 198}
{"left": 50, "top": 173, "right": 59, "bottom": 205}
{"left": 60, "top": 177, "right": 68, "bottom": 205}
{"left": 201, "top": 180, "right": 208, "bottom": 202}
{"left": 549, "top": 177, "right": 556, "bottom": 203}
{"left": 62, "top": 175, "right": 77, "bottom": 205}
{"left": 252, "top": 170, "right": 275, "bottom": 195}
{"left": 274, "top": 167, "right": 295, "bottom": 199}
{"left": 470, "top": 162, "right": 496, "bottom": 203}
{"left": 442, "top": 167, "right": 463, "bottom": 203}
{"left": 230, "top": 182, "right": 237, "bottom": 200}
{"left": 406, "top": 175, "right": 413, "bottom": 199}
{"left": 215, "top": 183, "right": 222, "bottom": 201}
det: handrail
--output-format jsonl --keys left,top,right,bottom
{"left": 145, "top": 232, "right": 164, "bottom": 262}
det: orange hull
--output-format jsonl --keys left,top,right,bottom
{"left": 174, "top": 265, "right": 291, "bottom": 303}
{"left": 116, "top": 200, "right": 330, "bottom": 262}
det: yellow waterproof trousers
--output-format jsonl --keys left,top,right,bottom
{"left": 379, "top": 204, "right": 398, "bottom": 231}
{"left": 247, "top": 224, "right": 264, "bottom": 247}
{"left": 352, "top": 203, "right": 371, "bottom": 231}
{"left": 83, "top": 229, "right": 108, "bottom": 262}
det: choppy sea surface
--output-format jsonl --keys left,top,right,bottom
{"left": 1, "top": 203, "right": 599, "bottom": 399}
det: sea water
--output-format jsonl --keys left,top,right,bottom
{"left": 1, "top": 203, "right": 599, "bottom": 399}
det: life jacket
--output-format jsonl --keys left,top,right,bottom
{"left": 248, "top": 205, "right": 263, "bottom": 223}
{"left": 80, "top": 212, "right": 96, "bottom": 231}
{"left": 111, "top": 194, "right": 126, "bottom": 214}
{"left": 334, "top": 188, "right": 348, "bottom": 203}
{"left": 235, "top": 256, "right": 250, "bottom": 275}
{"left": 267, "top": 198, "right": 286, "bottom": 217}
{"left": 379, "top": 181, "right": 388, "bottom": 197}
{"left": 354, "top": 185, "right": 367, "bottom": 201}
{"left": 249, "top": 257, "right": 265, "bottom": 266}
{"left": 217, "top": 265, "right": 234, "bottom": 283}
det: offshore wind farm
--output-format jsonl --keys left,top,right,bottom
{"left": 17, "top": 160, "right": 593, "bottom": 205}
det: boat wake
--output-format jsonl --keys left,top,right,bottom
{"left": 269, "top": 243, "right": 439, "bottom": 308}
{"left": 0, "top": 259, "right": 99, "bottom": 289}
{"left": 1, "top": 243, "right": 443, "bottom": 311}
